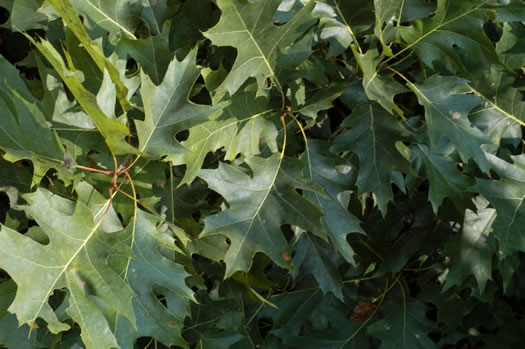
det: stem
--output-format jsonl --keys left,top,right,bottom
{"left": 75, "top": 165, "right": 112, "bottom": 176}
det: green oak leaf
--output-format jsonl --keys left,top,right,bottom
{"left": 332, "top": 104, "right": 412, "bottom": 214}
{"left": 360, "top": 47, "right": 407, "bottom": 115}
{"left": 140, "top": 0, "right": 178, "bottom": 36}
{"left": 0, "top": 55, "right": 34, "bottom": 102}
{"left": 64, "top": 273, "right": 120, "bottom": 349}
{"left": 271, "top": 308, "right": 363, "bottom": 348}
{"left": 35, "top": 54, "right": 96, "bottom": 130}
{"left": 487, "top": 0, "right": 525, "bottom": 22}
{"left": 302, "top": 140, "right": 363, "bottom": 264}
{"left": 0, "top": 56, "right": 63, "bottom": 164}
{"left": 0, "top": 156, "right": 32, "bottom": 193}
{"left": 137, "top": 48, "right": 223, "bottom": 159}
{"left": 0, "top": 82, "right": 63, "bottom": 164}
{"left": 410, "top": 144, "right": 474, "bottom": 213}
{"left": 203, "top": 0, "right": 317, "bottom": 96}
{"left": 373, "top": 0, "right": 435, "bottom": 56}
{"left": 313, "top": 0, "right": 374, "bottom": 57}
{"left": 259, "top": 288, "right": 323, "bottom": 331}
{"left": 292, "top": 84, "right": 346, "bottom": 119}
{"left": 373, "top": 0, "right": 402, "bottom": 56}
{"left": 114, "top": 210, "right": 194, "bottom": 348}
{"left": 469, "top": 23, "right": 525, "bottom": 147}
{"left": 75, "top": 181, "right": 123, "bottom": 233}
{"left": 444, "top": 207, "right": 496, "bottom": 293}
{"left": 376, "top": 228, "right": 429, "bottom": 276}
{"left": 475, "top": 153, "right": 525, "bottom": 257}
{"left": 0, "top": 0, "right": 49, "bottom": 31}
{"left": 170, "top": 0, "right": 220, "bottom": 51}
{"left": 71, "top": 0, "right": 142, "bottom": 39}
{"left": 199, "top": 154, "right": 324, "bottom": 277}
{"left": 397, "top": 0, "right": 436, "bottom": 22}
{"left": 49, "top": 0, "right": 132, "bottom": 112}
{"left": 28, "top": 37, "right": 138, "bottom": 155}
{"left": 398, "top": 0, "right": 501, "bottom": 74}
{"left": 406, "top": 75, "right": 491, "bottom": 172}
{"left": 60, "top": 28, "right": 104, "bottom": 96}
{"left": 171, "top": 85, "right": 278, "bottom": 186}
{"left": 0, "top": 281, "right": 36, "bottom": 349}
{"left": 186, "top": 235, "right": 230, "bottom": 263}
{"left": 367, "top": 298, "right": 438, "bottom": 349}
{"left": 118, "top": 22, "right": 174, "bottom": 85}
{"left": 0, "top": 188, "right": 135, "bottom": 338}
{"left": 196, "top": 330, "right": 244, "bottom": 349}
{"left": 292, "top": 233, "right": 344, "bottom": 299}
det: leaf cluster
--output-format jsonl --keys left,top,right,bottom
{"left": 1, "top": 0, "right": 525, "bottom": 348}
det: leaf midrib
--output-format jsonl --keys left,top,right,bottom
{"left": 86, "top": 0, "right": 137, "bottom": 39}
{"left": 29, "top": 202, "right": 109, "bottom": 326}
{"left": 232, "top": 4, "right": 275, "bottom": 80}
{"left": 385, "top": 0, "right": 488, "bottom": 64}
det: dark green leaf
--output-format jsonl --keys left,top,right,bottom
{"left": 199, "top": 155, "right": 324, "bottom": 277}
{"left": 407, "top": 75, "right": 490, "bottom": 172}
{"left": 204, "top": 0, "right": 316, "bottom": 95}
{"left": 137, "top": 48, "right": 222, "bottom": 159}
{"left": 333, "top": 104, "right": 412, "bottom": 214}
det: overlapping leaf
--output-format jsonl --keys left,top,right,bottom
{"left": 292, "top": 233, "right": 344, "bottom": 299}
{"left": 302, "top": 140, "right": 363, "bottom": 263}
{"left": 333, "top": 104, "right": 412, "bottom": 214}
{"left": 475, "top": 153, "right": 525, "bottom": 257}
{"left": 28, "top": 38, "right": 137, "bottom": 155}
{"left": 49, "top": 0, "right": 132, "bottom": 111}
{"left": 407, "top": 75, "right": 490, "bottom": 172}
{"left": 137, "top": 48, "right": 222, "bottom": 159}
{"left": 469, "top": 23, "right": 525, "bottom": 147}
{"left": 0, "top": 281, "right": 35, "bottom": 349}
{"left": 360, "top": 47, "right": 407, "bottom": 115}
{"left": 199, "top": 154, "right": 324, "bottom": 277}
{"left": 444, "top": 206, "right": 496, "bottom": 293}
{"left": 0, "top": 0, "right": 525, "bottom": 347}
{"left": 71, "top": 0, "right": 142, "bottom": 39}
{"left": 398, "top": 0, "right": 501, "bottom": 73}
{"left": 113, "top": 210, "right": 194, "bottom": 348}
{"left": 0, "top": 56, "right": 63, "bottom": 163}
{"left": 410, "top": 144, "right": 474, "bottom": 213}
{"left": 0, "top": 187, "right": 135, "bottom": 341}
{"left": 172, "top": 85, "right": 277, "bottom": 186}
{"left": 373, "top": 0, "right": 435, "bottom": 56}
{"left": 204, "top": 0, "right": 317, "bottom": 96}
{"left": 313, "top": 0, "right": 373, "bottom": 57}
{"left": 118, "top": 22, "right": 174, "bottom": 85}
{"left": 0, "top": 0, "right": 49, "bottom": 31}
{"left": 367, "top": 298, "right": 437, "bottom": 348}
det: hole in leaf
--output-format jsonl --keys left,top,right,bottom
{"left": 264, "top": 76, "right": 273, "bottom": 89}
{"left": 0, "top": 191, "right": 9, "bottom": 223}
{"left": 281, "top": 224, "right": 294, "bottom": 241}
{"left": 192, "top": 211, "right": 201, "bottom": 222}
{"left": 125, "top": 58, "right": 138, "bottom": 76}
{"left": 189, "top": 75, "right": 212, "bottom": 104}
{"left": 175, "top": 130, "right": 189, "bottom": 142}
{"left": 257, "top": 317, "right": 274, "bottom": 337}
{"left": 425, "top": 304, "right": 438, "bottom": 321}
{"left": 136, "top": 338, "right": 154, "bottom": 347}
{"left": 484, "top": 21, "right": 503, "bottom": 43}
